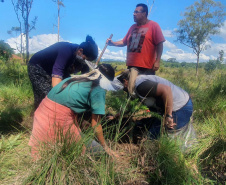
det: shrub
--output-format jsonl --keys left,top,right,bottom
{"left": 204, "top": 60, "right": 218, "bottom": 73}
{"left": 0, "top": 40, "right": 14, "bottom": 61}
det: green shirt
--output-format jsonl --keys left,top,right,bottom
{"left": 47, "top": 78, "right": 106, "bottom": 115}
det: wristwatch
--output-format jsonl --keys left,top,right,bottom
{"left": 166, "top": 114, "right": 173, "bottom": 119}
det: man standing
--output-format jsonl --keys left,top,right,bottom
{"left": 107, "top": 3, "right": 165, "bottom": 75}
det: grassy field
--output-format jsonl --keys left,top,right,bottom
{"left": 0, "top": 59, "right": 225, "bottom": 184}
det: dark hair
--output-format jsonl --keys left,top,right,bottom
{"left": 98, "top": 63, "right": 115, "bottom": 81}
{"left": 117, "top": 70, "right": 129, "bottom": 84}
{"left": 79, "top": 35, "right": 98, "bottom": 61}
{"left": 136, "top": 3, "right": 148, "bottom": 17}
{"left": 58, "top": 64, "right": 115, "bottom": 93}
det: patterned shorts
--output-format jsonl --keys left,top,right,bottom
{"left": 28, "top": 63, "right": 52, "bottom": 109}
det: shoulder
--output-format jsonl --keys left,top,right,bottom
{"left": 92, "top": 86, "right": 106, "bottom": 94}
{"left": 57, "top": 42, "right": 78, "bottom": 55}
{"left": 136, "top": 75, "right": 161, "bottom": 85}
{"left": 128, "top": 24, "right": 137, "bottom": 30}
{"left": 148, "top": 20, "right": 162, "bottom": 28}
{"left": 148, "top": 20, "right": 159, "bottom": 25}
{"left": 56, "top": 42, "right": 78, "bottom": 49}
{"left": 90, "top": 86, "right": 106, "bottom": 101}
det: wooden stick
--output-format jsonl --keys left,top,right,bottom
{"left": 96, "top": 34, "right": 113, "bottom": 66}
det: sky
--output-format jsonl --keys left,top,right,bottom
{"left": 0, "top": 0, "right": 226, "bottom": 63}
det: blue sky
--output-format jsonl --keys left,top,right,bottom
{"left": 0, "top": 0, "right": 226, "bottom": 63}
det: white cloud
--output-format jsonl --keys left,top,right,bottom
{"left": 97, "top": 48, "right": 126, "bottom": 61}
{"left": 29, "top": 34, "right": 63, "bottom": 53}
{"left": 162, "top": 49, "right": 197, "bottom": 63}
{"left": 162, "top": 40, "right": 221, "bottom": 63}
{"left": 7, "top": 33, "right": 126, "bottom": 61}
{"left": 164, "top": 40, "right": 177, "bottom": 50}
{"left": 203, "top": 41, "right": 226, "bottom": 60}
{"left": 6, "top": 32, "right": 224, "bottom": 63}
{"left": 7, "top": 34, "right": 63, "bottom": 54}
{"left": 162, "top": 29, "right": 174, "bottom": 38}
{"left": 219, "top": 20, "right": 226, "bottom": 40}
{"left": 161, "top": 20, "right": 226, "bottom": 62}
{"left": 101, "top": 49, "right": 126, "bottom": 61}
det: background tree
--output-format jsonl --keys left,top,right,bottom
{"left": 0, "top": 40, "right": 15, "bottom": 61}
{"left": 204, "top": 59, "right": 217, "bottom": 73}
{"left": 52, "top": 0, "right": 65, "bottom": 42}
{"left": 11, "top": 0, "right": 37, "bottom": 63}
{"left": 7, "top": 26, "right": 25, "bottom": 60}
{"left": 181, "top": 61, "right": 187, "bottom": 67}
{"left": 167, "top": 58, "right": 177, "bottom": 63}
{"left": 175, "top": 0, "right": 225, "bottom": 76}
{"left": 218, "top": 50, "right": 224, "bottom": 64}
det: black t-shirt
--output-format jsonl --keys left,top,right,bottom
{"left": 136, "top": 80, "right": 165, "bottom": 114}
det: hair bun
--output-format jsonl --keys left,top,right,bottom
{"left": 86, "top": 35, "right": 94, "bottom": 43}
{"left": 79, "top": 35, "right": 98, "bottom": 61}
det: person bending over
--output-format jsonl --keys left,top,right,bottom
{"left": 117, "top": 70, "right": 196, "bottom": 149}
{"left": 29, "top": 64, "right": 118, "bottom": 159}
{"left": 28, "top": 35, "right": 98, "bottom": 109}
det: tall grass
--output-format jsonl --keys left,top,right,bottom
{"left": 0, "top": 60, "right": 33, "bottom": 133}
{"left": 23, "top": 125, "right": 133, "bottom": 185}
{"left": 0, "top": 61, "right": 225, "bottom": 184}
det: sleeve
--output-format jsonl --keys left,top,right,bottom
{"left": 90, "top": 90, "right": 106, "bottom": 115}
{"left": 136, "top": 80, "right": 158, "bottom": 97}
{"left": 52, "top": 45, "right": 73, "bottom": 79}
{"left": 152, "top": 22, "right": 165, "bottom": 45}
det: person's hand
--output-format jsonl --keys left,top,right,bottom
{"left": 165, "top": 117, "right": 176, "bottom": 129}
{"left": 106, "top": 38, "right": 114, "bottom": 46}
{"left": 106, "top": 115, "right": 115, "bottom": 121}
{"left": 106, "top": 113, "right": 120, "bottom": 121}
{"left": 153, "top": 60, "right": 160, "bottom": 71}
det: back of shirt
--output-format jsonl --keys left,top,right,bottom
{"left": 135, "top": 75, "right": 189, "bottom": 111}
{"left": 47, "top": 78, "right": 106, "bottom": 115}
{"left": 29, "top": 42, "right": 78, "bottom": 78}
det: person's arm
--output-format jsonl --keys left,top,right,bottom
{"left": 73, "top": 114, "right": 86, "bottom": 154}
{"left": 137, "top": 81, "right": 175, "bottom": 129}
{"left": 52, "top": 77, "right": 62, "bottom": 87}
{"left": 52, "top": 44, "right": 72, "bottom": 86}
{"left": 153, "top": 41, "right": 164, "bottom": 71}
{"left": 91, "top": 114, "right": 119, "bottom": 157}
{"left": 155, "top": 84, "right": 176, "bottom": 129}
{"left": 106, "top": 39, "right": 126, "bottom": 47}
{"left": 91, "top": 114, "right": 105, "bottom": 146}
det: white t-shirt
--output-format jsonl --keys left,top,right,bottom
{"left": 135, "top": 75, "right": 189, "bottom": 111}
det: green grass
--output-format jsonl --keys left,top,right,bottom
{"left": 0, "top": 60, "right": 33, "bottom": 134}
{"left": 0, "top": 60, "right": 226, "bottom": 184}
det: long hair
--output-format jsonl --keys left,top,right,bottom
{"left": 58, "top": 64, "right": 115, "bottom": 93}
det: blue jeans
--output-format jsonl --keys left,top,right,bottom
{"left": 172, "top": 98, "right": 193, "bottom": 129}
{"left": 146, "top": 98, "right": 193, "bottom": 138}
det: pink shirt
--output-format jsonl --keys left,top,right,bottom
{"left": 123, "top": 20, "right": 165, "bottom": 69}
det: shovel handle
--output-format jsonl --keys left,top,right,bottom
{"left": 96, "top": 34, "right": 113, "bottom": 66}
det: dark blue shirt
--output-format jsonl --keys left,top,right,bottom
{"left": 29, "top": 42, "right": 79, "bottom": 79}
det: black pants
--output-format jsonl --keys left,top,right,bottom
{"left": 28, "top": 64, "right": 52, "bottom": 110}
{"left": 127, "top": 66, "right": 155, "bottom": 75}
